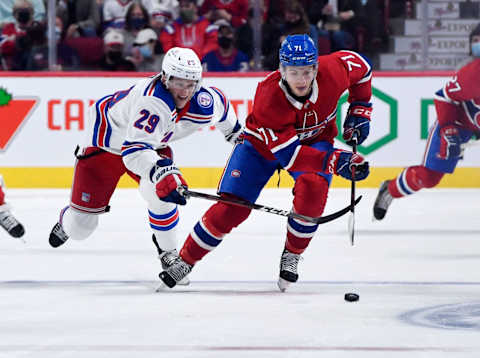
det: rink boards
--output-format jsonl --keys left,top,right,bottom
{"left": 0, "top": 71, "right": 479, "bottom": 188}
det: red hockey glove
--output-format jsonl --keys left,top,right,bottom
{"left": 343, "top": 101, "right": 372, "bottom": 146}
{"left": 438, "top": 125, "right": 461, "bottom": 160}
{"left": 150, "top": 158, "right": 188, "bottom": 205}
{"left": 324, "top": 150, "right": 369, "bottom": 181}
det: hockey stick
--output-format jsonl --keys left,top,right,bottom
{"left": 177, "top": 186, "right": 362, "bottom": 225}
{"left": 348, "top": 135, "right": 358, "bottom": 246}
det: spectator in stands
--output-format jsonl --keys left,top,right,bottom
{"left": 199, "top": 0, "right": 249, "bottom": 28}
{"left": 147, "top": 5, "right": 172, "bottom": 59}
{"left": 0, "top": 0, "right": 35, "bottom": 70}
{"left": 202, "top": 19, "right": 248, "bottom": 72}
{"left": 130, "top": 27, "right": 163, "bottom": 71}
{"left": 99, "top": 29, "right": 135, "bottom": 70}
{"left": 235, "top": 7, "right": 254, "bottom": 61}
{"left": 123, "top": 1, "right": 150, "bottom": 57}
{"left": 58, "top": 0, "right": 101, "bottom": 38}
{"left": 103, "top": 0, "right": 132, "bottom": 30}
{"left": 161, "top": 0, "right": 217, "bottom": 59}
{"left": 149, "top": 2, "right": 174, "bottom": 31}
{"left": 317, "top": 0, "right": 356, "bottom": 52}
{"left": 263, "top": 1, "right": 318, "bottom": 70}
{"left": 141, "top": 0, "right": 178, "bottom": 19}
{"left": 0, "top": 0, "right": 44, "bottom": 28}
{"left": 352, "top": 0, "right": 387, "bottom": 58}
{"left": 15, "top": 16, "right": 80, "bottom": 70}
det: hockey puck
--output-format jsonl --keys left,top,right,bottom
{"left": 344, "top": 293, "right": 359, "bottom": 302}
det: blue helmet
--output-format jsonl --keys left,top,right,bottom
{"left": 279, "top": 34, "right": 318, "bottom": 67}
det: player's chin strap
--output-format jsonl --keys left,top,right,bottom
{"left": 176, "top": 186, "right": 362, "bottom": 225}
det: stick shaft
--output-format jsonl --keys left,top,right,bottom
{"left": 179, "top": 187, "right": 362, "bottom": 225}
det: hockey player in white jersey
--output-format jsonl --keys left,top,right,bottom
{"left": 48, "top": 47, "right": 242, "bottom": 282}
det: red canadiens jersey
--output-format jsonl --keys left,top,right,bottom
{"left": 434, "top": 58, "right": 480, "bottom": 134}
{"left": 244, "top": 50, "right": 372, "bottom": 170}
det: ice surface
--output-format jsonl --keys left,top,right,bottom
{"left": 1, "top": 188, "right": 479, "bottom": 358}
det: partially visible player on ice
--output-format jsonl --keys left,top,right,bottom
{"left": 157, "top": 34, "right": 373, "bottom": 291}
{"left": 373, "top": 23, "right": 480, "bottom": 221}
{"left": 48, "top": 47, "right": 243, "bottom": 284}
{"left": 0, "top": 174, "right": 25, "bottom": 239}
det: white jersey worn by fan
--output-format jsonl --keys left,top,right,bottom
{"left": 82, "top": 75, "right": 239, "bottom": 180}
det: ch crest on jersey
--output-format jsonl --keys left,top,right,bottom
{"left": 197, "top": 92, "right": 213, "bottom": 108}
{"left": 297, "top": 110, "right": 323, "bottom": 141}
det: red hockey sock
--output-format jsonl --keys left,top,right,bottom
{"left": 180, "top": 234, "right": 210, "bottom": 266}
{"left": 285, "top": 174, "right": 328, "bottom": 254}
{"left": 0, "top": 185, "right": 5, "bottom": 205}
{"left": 180, "top": 196, "right": 251, "bottom": 265}
{"left": 389, "top": 166, "right": 444, "bottom": 198}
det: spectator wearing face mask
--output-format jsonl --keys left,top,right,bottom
{"left": 13, "top": 16, "right": 80, "bottom": 71}
{"left": 130, "top": 27, "right": 163, "bottom": 71}
{"left": 99, "top": 29, "right": 135, "bottom": 71}
{"left": 122, "top": 2, "right": 150, "bottom": 57}
{"left": 0, "top": 0, "right": 35, "bottom": 70}
{"left": 161, "top": 0, "right": 218, "bottom": 59}
{"left": 202, "top": 19, "right": 248, "bottom": 72}
{"left": 0, "top": 0, "right": 44, "bottom": 28}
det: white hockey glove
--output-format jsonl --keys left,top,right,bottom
{"left": 225, "top": 121, "right": 244, "bottom": 145}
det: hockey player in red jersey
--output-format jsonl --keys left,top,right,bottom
{"left": 373, "top": 24, "right": 480, "bottom": 221}
{"left": 0, "top": 174, "right": 25, "bottom": 239}
{"left": 48, "top": 47, "right": 242, "bottom": 283}
{"left": 158, "top": 34, "right": 373, "bottom": 291}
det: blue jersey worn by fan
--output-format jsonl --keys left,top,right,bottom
{"left": 48, "top": 47, "right": 243, "bottom": 284}
{"left": 156, "top": 34, "right": 374, "bottom": 291}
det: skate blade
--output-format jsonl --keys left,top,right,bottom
{"left": 277, "top": 278, "right": 291, "bottom": 292}
{"left": 177, "top": 277, "right": 190, "bottom": 286}
{"left": 155, "top": 282, "right": 168, "bottom": 292}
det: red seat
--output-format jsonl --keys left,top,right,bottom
{"left": 65, "top": 37, "right": 104, "bottom": 66}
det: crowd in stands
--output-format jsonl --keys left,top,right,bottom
{"left": 0, "top": 0, "right": 393, "bottom": 72}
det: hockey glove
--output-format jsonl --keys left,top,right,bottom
{"left": 343, "top": 101, "right": 372, "bottom": 146}
{"left": 150, "top": 158, "right": 188, "bottom": 205}
{"left": 438, "top": 125, "right": 461, "bottom": 160}
{"left": 225, "top": 120, "right": 244, "bottom": 145}
{"left": 325, "top": 150, "right": 369, "bottom": 181}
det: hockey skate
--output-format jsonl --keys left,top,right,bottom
{"left": 49, "top": 206, "right": 70, "bottom": 248}
{"left": 278, "top": 248, "right": 303, "bottom": 292}
{"left": 158, "top": 256, "right": 192, "bottom": 289}
{"left": 0, "top": 206, "right": 25, "bottom": 238}
{"left": 49, "top": 222, "right": 69, "bottom": 247}
{"left": 373, "top": 180, "right": 394, "bottom": 221}
{"left": 152, "top": 235, "right": 190, "bottom": 286}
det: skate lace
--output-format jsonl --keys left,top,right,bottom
{"left": 167, "top": 258, "right": 192, "bottom": 282}
{"left": 52, "top": 223, "right": 68, "bottom": 241}
{"left": 280, "top": 251, "right": 302, "bottom": 274}
{"left": 377, "top": 182, "right": 393, "bottom": 210}
{"left": 160, "top": 250, "right": 179, "bottom": 269}
{"left": 0, "top": 211, "right": 19, "bottom": 231}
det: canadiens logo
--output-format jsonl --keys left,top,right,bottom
{"left": 231, "top": 169, "right": 241, "bottom": 178}
{"left": 197, "top": 92, "right": 213, "bottom": 108}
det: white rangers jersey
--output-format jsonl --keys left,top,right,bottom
{"left": 83, "top": 76, "right": 240, "bottom": 179}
